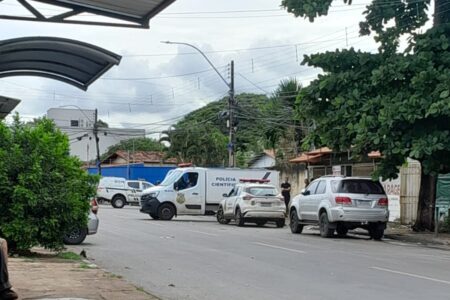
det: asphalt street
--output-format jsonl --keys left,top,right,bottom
{"left": 70, "top": 206, "right": 450, "bottom": 300}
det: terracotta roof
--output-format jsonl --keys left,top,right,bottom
{"left": 368, "top": 151, "right": 382, "bottom": 159}
{"left": 263, "top": 149, "right": 276, "bottom": 158}
{"left": 308, "top": 147, "right": 333, "bottom": 155}
{"left": 289, "top": 153, "right": 323, "bottom": 164}
{"left": 104, "top": 150, "right": 177, "bottom": 164}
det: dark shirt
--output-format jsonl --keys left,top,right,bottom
{"left": 281, "top": 182, "right": 291, "bottom": 197}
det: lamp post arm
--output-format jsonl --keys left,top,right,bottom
{"left": 162, "top": 41, "right": 230, "bottom": 89}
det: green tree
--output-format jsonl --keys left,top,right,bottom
{"left": 282, "top": 0, "right": 450, "bottom": 230}
{"left": 102, "top": 137, "right": 166, "bottom": 160}
{"left": 0, "top": 116, "right": 97, "bottom": 251}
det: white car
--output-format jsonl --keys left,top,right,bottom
{"left": 97, "top": 177, "right": 154, "bottom": 208}
{"left": 216, "top": 180, "right": 286, "bottom": 227}
{"left": 64, "top": 198, "right": 99, "bottom": 245}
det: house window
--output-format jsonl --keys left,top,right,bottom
{"left": 70, "top": 120, "right": 79, "bottom": 127}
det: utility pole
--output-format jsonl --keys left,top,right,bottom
{"left": 93, "top": 108, "right": 102, "bottom": 175}
{"left": 228, "top": 60, "right": 235, "bottom": 168}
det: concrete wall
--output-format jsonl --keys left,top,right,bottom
{"left": 47, "top": 108, "right": 145, "bottom": 162}
{"left": 278, "top": 164, "right": 308, "bottom": 197}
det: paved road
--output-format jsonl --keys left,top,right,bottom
{"left": 71, "top": 206, "right": 450, "bottom": 300}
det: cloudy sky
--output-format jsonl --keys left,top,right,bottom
{"left": 0, "top": 0, "right": 423, "bottom": 135}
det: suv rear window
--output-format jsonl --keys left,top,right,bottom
{"left": 246, "top": 187, "right": 278, "bottom": 196}
{"left": 332, "top": 180, "right": 385, "bottom": 194}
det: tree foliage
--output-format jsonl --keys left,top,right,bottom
{"left": 282, "top": 0, "right": 450, "bottom": 230}
{"left": 0, "top": 116, "right": 97, "bottom": 250}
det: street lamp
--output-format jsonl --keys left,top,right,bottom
{"left": 161, "top": 41, "right": 236, "bottom": 167}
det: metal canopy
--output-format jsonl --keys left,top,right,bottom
{"left": 0, "top": 0, "right": 175, "bottom": 28}
{"left": 0, "top": 95, "right": 21, "bottom": 119}
{"left": 0, "top": 36, "right": 121, "bottom": 90}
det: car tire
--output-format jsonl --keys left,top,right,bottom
{"left": 111, "top": 195, "right": 126, "bottom": 209}
{"left": 235, "top": 208, "right": 245, "bottom": 227}
{"left": 369, "top": 224, "right": 384, "bottom": 241}
{"left": 149, "top": 213, "right": 160, "bottom": 220}
{"left": 63, "top": 227, "right": 87, "bottom": 245}
{"left": 276, "top": 219, "right": 285, "bottom": 228}
{"left": 319, "top": 212, "right": 334, "bottom": 238}
{"left": 255, "top": 220, "right": 267, "bottom": 227}
{"left": 158, "top": 203, "right": 175, "bottom": 220}
{"left": 216, "top": 207, "right": 230, "bottom": 224}
{"left": 290, "top": 210, "right": 303, "bottom": 234}
{"left": 336, "top": 224, "right": 348, "bottom": 237}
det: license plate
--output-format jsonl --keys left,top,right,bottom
{"left": 357, "top": 200, "right": 372, "bottom": 207}
{"left": 261, "top": 203, "right": 271, "bottom": 207}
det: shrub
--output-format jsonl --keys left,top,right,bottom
{"left": 0, "top": 116, "right": 98, "bottom": 251}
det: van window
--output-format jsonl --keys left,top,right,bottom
{"left": 176, "top": 172, "right": 199, "bottom": 190}
{"left": 142, "top": 183, "right": 153, "bottom": 190}
{"left": 127, "top": 182, "right": 140, "bottom": 189}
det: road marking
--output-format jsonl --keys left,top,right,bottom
{"left": 253, "top": 242, "right": 306, "bottom": 254}
{"left": 187, "top": 230, "right": 218, "bottom": 237}
{"left": 371, "top": 267, "right": 450, "bottom": 285}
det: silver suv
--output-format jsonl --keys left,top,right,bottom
{"left": 289, "top": 176, "right": 389, "bottom": 240}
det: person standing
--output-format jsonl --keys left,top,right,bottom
{"left": 281, "top": 178, "right": 291, "bottom": 212}
{"left": 0, "top": 238, "right": 18, "bottom": 300}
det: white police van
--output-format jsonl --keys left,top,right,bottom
{"left": 139, "top": 166, "right": 279, "bottom": 220}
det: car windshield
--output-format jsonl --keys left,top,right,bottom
{"left": 334, "top": 179, "right": 385, "bottom": 194}
{"left": 246, "top": 186, "right": 278, "bottom": 196}
{"left": 159, "top": 170, "right": 182, "bottom": 186}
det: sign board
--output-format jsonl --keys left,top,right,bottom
{"left": 436, "top": 174, "right": 450, "bottom": 217}
{"left": 332, "top": 165, "right": 341, "bottom": 176}
{"left": 381, "top": 177, "right": 401, "bottom": 222}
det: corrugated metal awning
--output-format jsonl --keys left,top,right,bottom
{"left": 0, "top": 37, "right": 121, "bottom": 90}
{"left": 0, "top": 0, "right": 175, "bottom": 28}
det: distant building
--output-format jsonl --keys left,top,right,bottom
{"left": 102, "top": 150, "right": 177, "bottom": 166}
{"left": 248, "top": 149, "right": 276, "bottom": 169}
{"left": 47, "top": 108, "right": 145, "bottom": 162}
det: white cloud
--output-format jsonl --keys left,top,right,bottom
{"left": 0, "top": 0, "right": 381, "bottom": 132}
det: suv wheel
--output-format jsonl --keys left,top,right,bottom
{"left": 290, "top": 210, "right": 303, "bottom": 234}
{"left": 336, "top": 224, "right": 348, "bottom": 237}
{"left": 216, "top": 207, "right": 230, "bottom": 224}
{"left": 276, "top": 219, "right": 285, "bottom": 228}
{"left": 63, "top": 227, "right": 87, "bottom": 245}
{"left": 319, "top": 212, "right": 334, "bottom": 238}
{"left": 235, "top": 208, "right": 245, "bottom": 227}
{"left": 149, "top": 213, "right": 160, "bottom": 220}
{"left": 369, "top": 223, "right": 385, "bottom": 241}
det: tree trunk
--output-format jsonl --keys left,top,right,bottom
{"left": 413, "top": 172, "right": 438, "bottom": 231}
{"left": 434, "top": 0, "right": 450, "bottom": 26}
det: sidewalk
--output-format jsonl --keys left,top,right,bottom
{"left": 385, "top": 224, "right": 450, "bottom": 249}
{"left": 8, "top": 249, "right": 159, "bottom": 300}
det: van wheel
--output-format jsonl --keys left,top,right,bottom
{"left": 276, "top": 219, "right": 285, "bottom": 228}
{"left": 290, "top": 210, "right": 303, "bottom": 234}
{"left": 112, "top": 195, "right": 126, "bottom": 209}
{"left": 319, "top": 212, "right": 334, "bottom": 238}
{"left": 149, "top": 213, "right": 160, "bottom": 220}
{"left": 158, "top": 203, "right": 175, "bottom": 220}
{"left": 216, "top": 207, "right": 230, "bottom": 224}
{"left": 235, "top": 208, "right": 245, "bottom": 227}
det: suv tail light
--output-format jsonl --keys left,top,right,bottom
{"left": 91, "top": 198, "right": 99, "bottom": 214}
{"left": 378, "top": 198, "right": 388, "bottom": 206}
{"left": 335, "top": 196, "right": 352, "bottom": 206}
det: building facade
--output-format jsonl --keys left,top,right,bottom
{"left": 47, "top": 108, "right": 145, "bottom": 162}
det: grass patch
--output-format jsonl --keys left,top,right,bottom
{"left": 79, "top": 262, "right": 97, "bottom": 269}
{"left": 57, "top": 251, "right": 82, "bottom": 261}
{"left": 104, "top": 272, "right": 123, "bottom": 279}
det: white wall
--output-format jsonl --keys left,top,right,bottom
{"left": 47, "top": 108, "right": 145, "bottom": 162}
